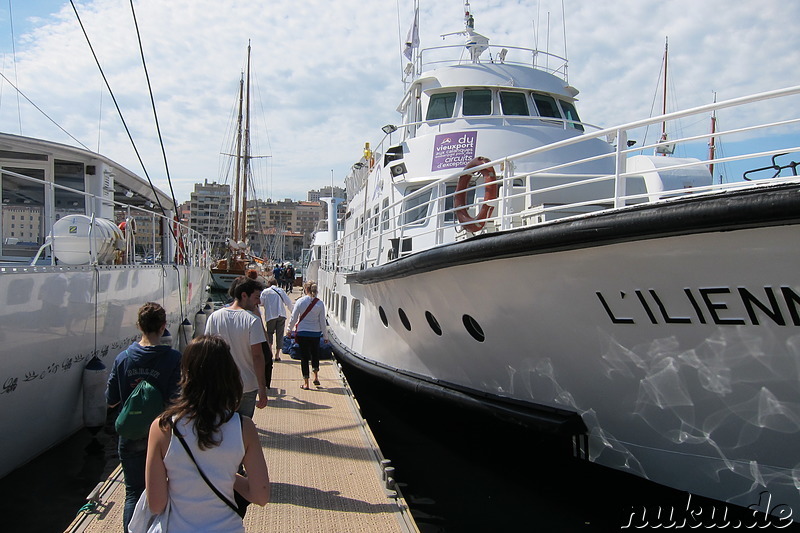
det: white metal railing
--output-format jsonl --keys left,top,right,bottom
{"left": 0, "top": 168, "right": 212, "bottom": 268}
{"left": 412, "top": 43, "right": 569, "bottom": 82}
{"left": 324, "top": 85, "right": 800, "bottom": 273}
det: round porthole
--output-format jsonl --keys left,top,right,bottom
{"left": 462, "top": 314, "right": 485, "bottom": 342}
{"left": 425, "top": 311, "right": 442, "bottom": 336}
{"left": 379, "top": 306, "right": 388, "bottom": 327}
{"left": 398, "top": 308, "right": 412, "bottom": 331}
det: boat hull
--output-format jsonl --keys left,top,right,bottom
{"left": 0, "top": 264, "right": 209, "bottom": 478}
{"left": 320, "top": 188, "right": 800, "bottom": 515}
{"left": 210, "top": 268, "right": 244, "bottom": 291}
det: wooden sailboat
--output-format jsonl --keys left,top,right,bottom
{"left": 210, "top": 44, "right": 262, "bottom": 290}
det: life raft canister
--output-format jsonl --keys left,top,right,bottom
{"left": 454, "top": 156, "right": 499, "bottom": 233}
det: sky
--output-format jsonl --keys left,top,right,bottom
{"left": 0, "top": 0, "right": 798, "bottom": 204}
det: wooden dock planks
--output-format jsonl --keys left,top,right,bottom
{"left": 67, "top": 357, "right": 417, "bottom": 533}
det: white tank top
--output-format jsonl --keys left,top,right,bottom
{"left": 163, "top": 414, "right": 245, "bottom": 533}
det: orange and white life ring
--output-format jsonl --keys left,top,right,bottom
{"left": 454, "top": 156, "right": 498, "bottom": 233}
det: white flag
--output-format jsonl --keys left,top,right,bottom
{"left": 403, "top": 8, "right": 419, "bottom": 61}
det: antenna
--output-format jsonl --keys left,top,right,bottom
{"left": 561, "top": 0, "right": 568, "bottom": 78}
{"left": 546, "top": 11, "right": 550, "bottom": 71}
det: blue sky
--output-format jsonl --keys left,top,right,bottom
{"left": 1, "top": 1, "right": 799, "bottom": 202}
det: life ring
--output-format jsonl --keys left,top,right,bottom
{"left": 454, "top": 156, "right": 498, "bottom": 233}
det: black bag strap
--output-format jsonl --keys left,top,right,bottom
{"left": 172, "top": 416, "right": 241, "bottom": 515}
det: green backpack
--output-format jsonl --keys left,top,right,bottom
{"left": 115, "top": 379, "right": 164, "bottom": 440}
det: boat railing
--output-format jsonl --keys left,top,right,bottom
{"left": 344, "top": 115, "right": 604, "bottom": 202}
{"left": 412, "top": 43, "right": 568, "bottom": 82}
{"left": 0, "top": 168, "right": 212, "bottom": 269}
{"left": 327, "top": 84, "right": 800, "bottom": 272}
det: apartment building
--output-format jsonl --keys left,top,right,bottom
{"left": 188, "top": 180, "right": 231, "bottom": 256}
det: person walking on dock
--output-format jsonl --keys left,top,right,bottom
{"left": 106, "top": 302, "right": 181, "bottom": 533}
{"left": 287, "top": 280, "right": 327, "bottom": 390}
{"left": 284, "top": 263, "right": 295, "bottom": 293}
{"left": 245, "top": 270, "right": 275, "bottom": 389}
{"left": 144, "top": 335, "right": 270, "bottom": 532}
{"left": 205, "top": 278, "right": 268, "bottom": 417}
{"left": 261, "top": 277, "right": 293, "bottom": 363}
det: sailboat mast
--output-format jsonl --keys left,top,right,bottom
{"left": 233, "top": 74, "right": 244, "bottom": 242}
{"left": 660, "top": 37, "right": 668, "bottom": 145}
{"left": 240, "top": 43, "right": 252, "bottom": 244}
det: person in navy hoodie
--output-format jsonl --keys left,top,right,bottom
{"left": 106, "top": 302, "right": 181, "bottom": 533}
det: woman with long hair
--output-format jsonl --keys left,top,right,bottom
{"left": 287, "top": 280, "right": 327, "bottom": 390}
{"left": 144, "top": 335, "right": 269, "bottom": 532}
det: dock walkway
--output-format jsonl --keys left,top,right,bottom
{"left": 68, "top": 350, "right": 417, "bottom": 532}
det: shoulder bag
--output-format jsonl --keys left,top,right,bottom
{"left": 128, "top": 490, "right": 170, "bottom": 533}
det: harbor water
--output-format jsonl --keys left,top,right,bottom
{"left": 0, "top": 424, "right": 119, "bottom": 532}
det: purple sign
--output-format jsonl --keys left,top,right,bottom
{"left": 431, "top": 131, "right": 477, "bottom": 172}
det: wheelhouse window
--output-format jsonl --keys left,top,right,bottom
{"left": 558, "top": 100, "right": 584, "bottom": 131}
{"left": 499, "top": 92, "right": 529, "bottom": 116}
{"left": 463, "top": 89, "right": 492, "bottom": 116}
{"left": 402, "top": 186, "right": 433, "bottom": 226}
{"left": 54, "top": 160, "right": 86, "bottom": 217}
{"left": 532, "top": 94, "right": 562, "bottom": 119}
{"left": 426, "top": 92, "right": 457, "bottom": 120}
{"left": 1, "top": 167, "right": 46, "bottom": 258}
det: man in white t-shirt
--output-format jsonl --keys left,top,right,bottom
{"left": 205, "top": 278, "right": 267, "bottom": 417}
{"left": 260, "top": 277, "right": 293, "bottom": 362}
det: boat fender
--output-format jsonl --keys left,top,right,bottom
{"left": 454, "top": 156, "right": 499, "bottom": 233}
{"left": 82, "top": 356, "right": 107, "bottom": 430}
{"left": 160, "top": 328, "right": 174, "bottom": 348}
{"left": 193, "top": 309, "right": 208, "bottom": 339}
{"left": 178, "top": 318, "right": 194, "bottom": 352}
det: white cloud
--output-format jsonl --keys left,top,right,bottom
{"left": 0, "top": 0, "right": 798, "bottom": 203}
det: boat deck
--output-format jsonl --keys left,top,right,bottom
{"left": 66, "top": 357, "right": 417, "bottom": 532}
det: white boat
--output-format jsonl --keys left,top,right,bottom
{"left": 311, "top": 3, "right": 800, "bottom": 520}
{"left": 0, "top": 132, "right": 211, "bottom": 478}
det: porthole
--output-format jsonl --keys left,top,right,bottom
{"left": 379, "top": 306, "right": 388, "bottom": 327}
{"left": 398, "top": 308, "right": 412, "bottom": 331}
{"left": 425, "top": 311, "right": 442, "bottom": 336}
{"left": 462, "top": 314, "right": 484, "bottom": 342}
